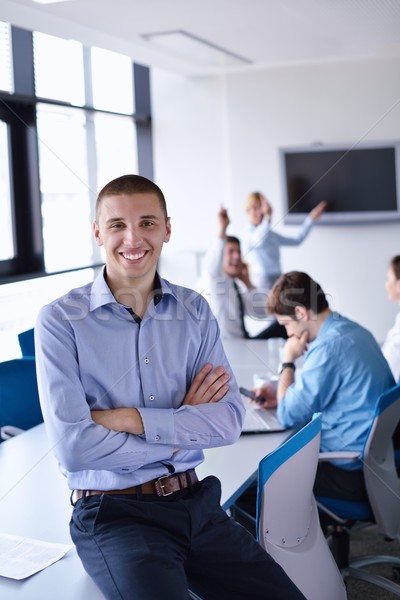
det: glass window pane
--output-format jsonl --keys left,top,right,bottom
{"left": 33, "top": 32, "right": 85, "bottom": 106}
{"left": 36, "top": 104, "right": 94, "bottom": 272}
{"left": 95, "top": 112, "right": 138, "bottom": 190}
{"left": 91, "top": 47, "right": 134, "bottom": 114}
{"left": 0, "top": 21, "right": 14, "bottom": 93}
{"left": 0, "top": 120, "right": 15, "bottom": 260}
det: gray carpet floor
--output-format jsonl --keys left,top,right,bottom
{"left": 345, "top": 524, "right": 400, "bottom": 599}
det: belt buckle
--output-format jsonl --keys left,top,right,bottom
{"left": 155, "top": 475, "right": 174, "bottom": 497}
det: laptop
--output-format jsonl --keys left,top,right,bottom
{"left": 241, "top": 405, "right": 286, "bottom": 434}
{"left": 239, "top": 386, "right": 286, "bottom": 434}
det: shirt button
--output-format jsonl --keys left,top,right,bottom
{"left": 155, "top": 435, "right": 160, "bottom": 441}
{"left": 144, "top": 357, "right": 149, "bottom": 364}
{"left": 149, "top": 395, "right": 155, "bottom": 401}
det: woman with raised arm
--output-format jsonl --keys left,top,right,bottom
{"left": 243, "top": 191, "right": 326, "bottom": 289}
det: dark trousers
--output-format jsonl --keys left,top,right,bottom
{"left": 252, "top": 320, "right": 288, "bottom": 340}
{"left": 70, "top": 476, "right": 305, "bottom": 600}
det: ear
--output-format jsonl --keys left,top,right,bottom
{"left": 93, "top": 220, "right": 103, "bottom": 247}
{"left": 164, "top": 217, "right": 172, "bottom": 243}
{"left": 294, "top": 305, "right": 308, "bottom": 321}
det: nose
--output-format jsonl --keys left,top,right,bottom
{"left": 122, "top": 225, "right": 142, "bottom": 246}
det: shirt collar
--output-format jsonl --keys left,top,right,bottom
{"left": 89, "top": 267, "right": 172, "bottom": 312}
{"left": 310, "top": 310, "right": 339, "bottom": 344}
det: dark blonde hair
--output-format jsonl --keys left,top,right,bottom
{"left": 96, "top": 174, "right": 167, "bottom": 221}
{"left": 268, "top": 271, "right": 329, "bottom": 316}
{"left": 245, "top": 191, "right": 264, "bottom": 211}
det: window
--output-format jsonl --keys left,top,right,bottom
{"left": 94, "top": 112, "right": 137, "bottom": 190}
{"left": 33, "top": 32, "right": 85, "bottom": 106}
{"left": 36, "top": 104, "right": 93, "bottom": 272}
{"left": 91, "top": 47, "right": 134, "bottom": 114}
{"left": 0, "top": 119, "right": 14, "bottom": 260}
{"left": 0, "top": 21, "right": 13, "bottom": 94}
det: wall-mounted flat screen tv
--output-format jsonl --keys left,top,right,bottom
{"left": 280, "top": 142, "right": 400, "bottom": 224}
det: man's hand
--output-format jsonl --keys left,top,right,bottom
{"left": 183, "top": 363, "right": 230, "bottom": 406}
{"left": 236, "top": 261, "right": 254, "bottom": 290}
{"left": 91, "top": 407, "right": 144, "bottom": 435}
{"left": 218, "top": 207, "right": 230, "bottom": 238}
{"left": 251, "top": 384, "right": 277, "bottom": 409}
{"left": 282, "top": 331, "right": 308, "bottom": 362}
{"left": 277, "top": 331, "right": 308, "bottom": 403}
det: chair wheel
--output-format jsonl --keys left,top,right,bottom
{"left": 392, "top": 567, "right": 400, "bottom": 582}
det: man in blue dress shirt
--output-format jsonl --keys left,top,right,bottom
{"left": 35, "top": 175, "right": 305, "bottom": 600}
{"left": 254, "top": 270, "right": 395, "bottom": 502}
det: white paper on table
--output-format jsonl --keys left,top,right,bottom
{"left": 0, "top": 533, "right": 72, "bottom": 580}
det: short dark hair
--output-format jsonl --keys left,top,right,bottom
{"left": 268, "top": 271, "right": 329, "bottom": 316}
{"left": 226, "top": 235, "right": 241, "bottom": 248}
{"left": 390, "top": 255, "right": 400, "bottom": 280}
{"left": 96, "top": 174, "right": 167, "bottom": 221}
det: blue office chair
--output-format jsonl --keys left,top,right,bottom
{"left": 257, "top": 413, "right": 347, "bottom": 600}
{"left": 317, "top": 382, "right": 400, "bottom": 596}
{"left": 0, "top": 357, "right": 43, "bottom": 441}
{"left": 18, "top": 327, "right": 35, "bottom": 357}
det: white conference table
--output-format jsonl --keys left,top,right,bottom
{"left": 0, "top": 339, "right": 291, "bottom": 599}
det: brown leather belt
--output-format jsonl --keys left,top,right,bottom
{"left": 75, "top": 469, "right": 198, "bottom": 501}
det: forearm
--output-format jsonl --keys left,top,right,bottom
{"left": 202, "top": 238, "right": 225, "bottom": 278}
{"left": 91, "top": 407, "right": 144, "bottom": 435}
{"left": 277, "top": 368, "right": 295, "bottom": 403}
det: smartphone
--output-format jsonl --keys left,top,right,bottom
{"left": 239, "top": 386, "right": 256, "bottom": 400}
{"left": 240, "top": 386, "right": 265, "bottom": 404}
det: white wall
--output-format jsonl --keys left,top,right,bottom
{"left": 151, "top": 69, "right": 231, "bottom": 288}
{"left": 152, "top": 56, "right": 400, "bottom": 342}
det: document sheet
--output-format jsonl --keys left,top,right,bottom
{"left": 0, "top": 533, "right": 72, "bottom": 580}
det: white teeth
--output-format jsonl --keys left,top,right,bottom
{"left": 123, "top": 251, "right": 145, "bottom": 260}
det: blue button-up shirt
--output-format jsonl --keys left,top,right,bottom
{"left": 35, "top": 270, "right": 245, "bottom": 490}
{"left": 277, "top": 312, "right": 395, "bottom": 469}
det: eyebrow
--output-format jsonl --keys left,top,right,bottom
{"left": 105, "top": 214, "right": 161, "bottom": 225}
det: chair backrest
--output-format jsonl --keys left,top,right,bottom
{"left": 362, "top": 382, "right": 400, "bottom": 540}
{"left": 0, "top": 357, "right": 43, "bottom": 437}
{"left": 18, "top": 328, "right": 35, "bottom": 357}
{"left": 257, "top": 414, "right": 347, "bottom": 600}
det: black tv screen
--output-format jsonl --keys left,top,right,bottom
{"left": 280, "top": 143, "right": 400, "bottom": 224}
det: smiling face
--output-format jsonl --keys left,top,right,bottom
{"left": 93, "top": 192, "right": 171, "bottom": 294}
{"left": 222, "top": 240, "right": 242, "bottom": 278}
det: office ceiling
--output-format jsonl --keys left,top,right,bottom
{"left": 3, "top": 0, "right": 400, "bottom": 75}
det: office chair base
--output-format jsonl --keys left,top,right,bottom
{"left": 345, "top": 562, "right": 400, "bottom": 597}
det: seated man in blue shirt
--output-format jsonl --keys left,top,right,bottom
{"left": 35, "top": 175, "right": 305, "bottom": 600}
{"left": 255, "top": 270, "right": 395, "bottom": 502}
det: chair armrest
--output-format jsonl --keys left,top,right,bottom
{"left": 319, "top": 451, "right": 360, "bottom": 462}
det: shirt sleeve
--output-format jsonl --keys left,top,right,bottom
{"left": 273, "top": 216, "right": 314, "bottom": 247}
{"left": 35, "top": 304, "right": 175, "bottom": 475}
{"left": 201, "top": 237, "right": 225, "bottom": 278}
{"left": 137, "top": 297, "right": 245, "bottom": 450}
{"left": 381, "top": 313, "right": 400, "bottom": 382}
{"left": 277, "top": 339, "right": 341, "bottom": 427}
{"left": 243, "top": 218, "right": 271, "bottom": 253}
